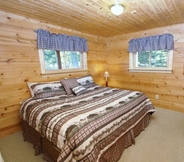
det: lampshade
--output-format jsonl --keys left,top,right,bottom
{"left": 104, "top": 71, "right": 110, "bottom": 78}
{"left": 111, "top": 3, "right": 124, "bottom": 16}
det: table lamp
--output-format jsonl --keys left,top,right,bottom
{"left": 104, "top": 71, "right": 110, "bottom": 87}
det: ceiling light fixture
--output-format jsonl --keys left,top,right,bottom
{"left": 111, "top": 0, "right": 124, "bottom": 16}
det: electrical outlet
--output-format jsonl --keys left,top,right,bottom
{"left": 155, "top": 95, "right": 159, "bottom": 100}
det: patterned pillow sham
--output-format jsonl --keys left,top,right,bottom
{"left": 76, "top": 74, "right": 96, "bottom": 88}
{"left": 60, "top": 78, "right": 79, "bottom": 95}
{"left": 27, "top": 81, "right": 67, "bottom": 98}
{"left": 72, "top": 85, "right": 87, "bottom": 96}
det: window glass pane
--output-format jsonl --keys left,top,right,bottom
{"left": 43, "top": 50, "right": 59, "bottom": 70}
{"left": 151, "top": 50, "right": 167, "bottom": 67}
{"left": 60, "top": 51, "right": 65, "bottom": 69}
{"left": 129, "top": 49, "right": 172, "bottom": 73}
{"left": 138, "top": 51, "right": 150, "bottom": 67}
{"left": 60, "top": 51, "right": 81, "bottom": 69}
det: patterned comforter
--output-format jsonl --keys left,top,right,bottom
{"left": 20, "top": 86, "right": 155, "bottom": 162}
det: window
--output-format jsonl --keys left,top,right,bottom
{"left": 129, "top": 50, "right": 173, "bottom": 73}
{"left": 39, "top": 49, "right": 87, "bottom": 75}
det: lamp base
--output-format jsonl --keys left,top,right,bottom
{"left": 106, "top": 81, "right": 108, "bottom": 87}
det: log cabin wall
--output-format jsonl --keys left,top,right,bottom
{"left": 106, "top": 23, "right": 184, "bottom": 113}
{"left": 0, "top": 11, "right": 107, "bottom": 138}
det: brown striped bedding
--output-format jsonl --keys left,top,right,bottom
{"left": 20, "top": 86, "right": 155, "bottom": 162}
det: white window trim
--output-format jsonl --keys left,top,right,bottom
{"left": 129, "top": 50, "right": 173, "bottom": 73}
{"left": 38, "top": 49, "right": 88, "bottom": 76}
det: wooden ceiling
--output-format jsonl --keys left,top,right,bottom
{"left": 0, "top": 0, "right": 184, "bottom": 37}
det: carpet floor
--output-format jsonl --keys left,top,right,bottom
{"left": 0, "top": 107, "right": 184, "bottom": 162}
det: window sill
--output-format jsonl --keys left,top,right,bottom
{"left": 41, "top": 69, "right": 89, "bottom": 77}
{"left": 128, "top": 68, "right": 173, "bottom": 73}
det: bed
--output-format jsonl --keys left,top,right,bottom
{"left": 20, "top": 74, "right": 155, "bottom": 162}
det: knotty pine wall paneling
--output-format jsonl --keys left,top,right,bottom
{"left": 0, "top": 11, "right": 107, "bottom": 138}
{"left": 106, "top": 23, "right": 184, "bottom": 113}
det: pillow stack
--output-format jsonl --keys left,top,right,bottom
{"left": 27, "top": 74, "right": 97, "bottom": 98}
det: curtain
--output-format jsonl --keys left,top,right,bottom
{"left": 35, "top": 29, "right": 88, "bottom": 52}
{"left": 128, "top": 33, "right": 174, "bottom": 53}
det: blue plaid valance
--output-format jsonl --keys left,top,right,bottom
{"left": 128, "top": 33, "right": 174, "bottom": 53}
{"left": 35, "top": 29, "right": 88, "bottom": 52}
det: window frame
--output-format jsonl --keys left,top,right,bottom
{"left": 38, "top": 49, "right": 88, "bottom": 75}
{"left": 129, "top": 50, "right": 173, "bottom": 73}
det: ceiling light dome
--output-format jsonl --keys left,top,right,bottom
{"left": 111, "top": 1, "right": 124, "bottom": 16}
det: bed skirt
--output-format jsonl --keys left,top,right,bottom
{"left": 22, "top": 113, "right": 151, "bottom": 162}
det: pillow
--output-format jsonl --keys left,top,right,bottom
{"left": 72, "top": 85, "right": 87, "bottom": 96}
{"left": 76, "top": 74, "right": 96, "bottom": 88}
{"left": 60, "top": 78, "right": 79, "bottom": 95}
{"left": 27, "top": 81, "right": 67, "bottom": 98}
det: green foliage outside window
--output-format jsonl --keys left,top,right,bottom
{"left": 43, "top": 50, "right": 81, "bottom": 70}
{"left": 138, "top": 50, "right": 167, "bottom": 67}
{"left": 61, "top": 51, "right": 80, "bottom": 69}
{"left": 44, "top": 50, "right": 58, "bottom": 70}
